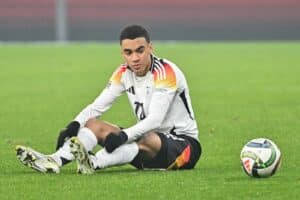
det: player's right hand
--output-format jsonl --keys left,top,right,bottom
{"left": 56, "top": 121, "right": 80, "bottom": 150}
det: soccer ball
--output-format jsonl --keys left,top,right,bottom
{"left": 240, "top": 138, "right": 281, "bottom": 178}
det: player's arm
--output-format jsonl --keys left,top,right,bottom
{"left": 126, "top": 88, "right": 176, "bottom": 141}
{"left": 104, "top": 89, "right": 176, "bottom": 152}
{"left": 56, "top": 66, "right": 126, "bottom": 149}
{"left": 74, "top": 85, "right": 124, "bottom": 127}
{"left": 104, "top": 63, "right": 177, "bottom": 152}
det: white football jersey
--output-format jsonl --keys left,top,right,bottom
{"left": 75, "top": 55, "right": 199, "bottom": 142}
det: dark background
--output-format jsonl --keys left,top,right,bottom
{"left": 1, "top": 0, "right": 300, "bottom": 41}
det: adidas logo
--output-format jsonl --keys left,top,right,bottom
{"left": 126, "top": 86, "right": 135, "bottom": 95}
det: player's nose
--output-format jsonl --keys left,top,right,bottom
{"left": 131, "top": 53, "right": 140, "bottom": 62}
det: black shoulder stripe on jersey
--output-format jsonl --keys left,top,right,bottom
{"left": 153, "top": 61, "right": 167, "bottom": 80}
{"left": 150, "top": 54, "right": 155, "bottom": 72}
{"left": 150, "top": 55, "right": 164, "bottom": 72}
{"left": 179, "top": 90, "right": 194, "bottom": 120}
{"left": 153, "top": 61, "right": 162, "bottom": 71}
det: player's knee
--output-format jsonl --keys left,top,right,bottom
{"left": 85, "top": 118, "right": 103, "bottom": 133}
{"left": 137, "top": 132, "right": 162, "bottom": 156}
{"left": 85, "top": 119, "right": 121, "bottom": 143}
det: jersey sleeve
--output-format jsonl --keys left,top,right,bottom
{"left": 74, "top": 65, "right": 127, "bottom": 127}
{"left": 123, "top": 62, "right": 178, "bottom": 142}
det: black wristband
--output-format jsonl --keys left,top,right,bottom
{"left": 119, "top": 131, "right": 128, "bottom": 143}
{"left": 104, "top": 131, "right": 128, "bottom": 153}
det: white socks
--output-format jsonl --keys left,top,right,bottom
{"left": 92, "top": 143, "right": 139, "bottom": 169}
{"left": 51, "top": 127, "right": 139, "bottom": 170}
{"left": 51, "top": 127, "right": 98, "bottom": 166}
{"left": 77, "top": 127, "right": 98, "bottom": 152}
{"left": 50, "top": 139, "right": 74, "bottom": 166}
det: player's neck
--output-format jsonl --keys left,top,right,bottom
{"left": 135, "top": 66, "right": 150, "bottom": 77}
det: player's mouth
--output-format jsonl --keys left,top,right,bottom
{"left": 132, "top": 64, "right": 142, "bottom": 70}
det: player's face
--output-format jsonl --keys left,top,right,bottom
{"left": 121, "top": 37, "right": 153, "bottom": 76}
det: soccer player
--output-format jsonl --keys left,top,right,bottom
{"left": 16, "top": 25, "right": 202, "bottom": 174}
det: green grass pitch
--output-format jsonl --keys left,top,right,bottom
{"left": 0, "top": 42, "right": 299, "bottom": 199}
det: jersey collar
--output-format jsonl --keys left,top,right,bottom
{"left": 149, "top": 54, "right": 155, "bottom": 72}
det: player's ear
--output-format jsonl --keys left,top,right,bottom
{"left": 148, "top": 42, "right": 154, "bottom": 53}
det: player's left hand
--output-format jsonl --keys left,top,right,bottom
{"left": 104, "top": 131, "right": 128, "bottom": 153}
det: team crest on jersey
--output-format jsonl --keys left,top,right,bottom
{"left": 146, "top": 85, "right": 151, "bottom": 95}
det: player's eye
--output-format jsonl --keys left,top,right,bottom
{"left": 124, "top": 50, "right": 132, "bottom": 55}
{"left": 136, "top": 47, "right": 145, "bottom": 54}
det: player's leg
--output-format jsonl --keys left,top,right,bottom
{"left": 71, "top": 129, "right": 201, "bottom": 173}
{"left": 16, "top": 119, "right": 120, "bottom": 173}
{"left": 52, "top": 118, "right": 120, "bottom": 165}
{"left": 89, "top": 132, "right": 162, "bottom": 170}
{"left": 84, "top": 131, "right": 189, "bottom": 171}
{"left": 132, "top": 132, "right": 202, "bottom": 170}
{"left": 84, "top": 118, "right": 121, "bottom": 145}
{"left": 86, "top": 142, "right": 139, "bottom": 170}
{"left": 68, "top": 119, "right": 139, "bottom": 173}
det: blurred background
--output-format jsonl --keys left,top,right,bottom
{"left": 0, "top": 0, "right": 300, "bottom": 41}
